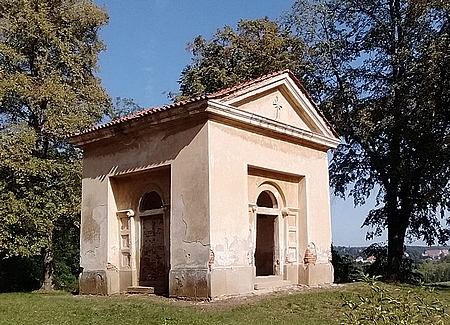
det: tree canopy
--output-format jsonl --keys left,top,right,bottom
{"left": 286, "top": 0, "right": 450, "bottom": 276}
{"left": 174, "top": 18, "right": 311, "bottom": 101}
{"left": 0, "top": 0, "right": 110, "bottom": 289}
{"left": 177, "top": 1, "right": 450, "bottom": 279}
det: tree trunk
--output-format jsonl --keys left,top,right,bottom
{"left": 384, "top": 171, "right": 408, "bottom": 280}
{"left": 40, "top": 230, "right": 54, "bottom": 291}
{"left": 387, "top": 220, "right": 406, "bottom": 280}
{"left": 386, "top": 190, "right": 409, "bottom": 280}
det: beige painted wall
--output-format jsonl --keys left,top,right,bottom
{"left": 77, "top": 72, "right": 338, "bottom": 298}
{"left": 207, "top": 120, "right": 333, "bottom": 295}
{"left": 79, "top": 101, "right": 334, "bottom": 297}
{"left": 79, "top": 119, "right": 211, "bottom": 296}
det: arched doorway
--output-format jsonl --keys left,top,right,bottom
{"left": 139, "top": 191, "right": 167, "bottom": 292}
{"left": 255, "top": 190, "right": 279, "bottom": 276}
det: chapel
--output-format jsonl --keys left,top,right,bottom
{"left": 69, "top": 70, "right": 340, "bottom": 297}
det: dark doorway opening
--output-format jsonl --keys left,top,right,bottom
{"left": 255, "top": 214, "right": 277, "bottom": 276}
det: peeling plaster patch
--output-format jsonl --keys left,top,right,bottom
{"left": 79, "top": 270, "right": 107, "bottom": 295}
{"left": 82, "top": 204, "right": 107, "bottom": 243}
{"left": 179, "top": 195, "right": 209, "bottom": 246}
{"left": 106, "top": 263, "right": 118, "bottom": 271}
{"left": 93, "top": 205, "right": 107, "bottom": 223}
{"left": 316, "top": 245, "right": 332, "bottom": 264}
{"left": 83, "top": 249, "right": 98, "bottom": 266}
{"left": 304, "top": 242, "right": 317, "bottom": 265}
{"left": 185, "top": 252, "right": 192, "bottom": 263}
{"left": 214, "top": 237, "right": 250, "bottom": 267}
{"left": 180, "top": 195, "right": 188, "bottom": 236}
{"left": 247, "top": 251, "right": 254, "bottom": 265}
{"left": 169, "top": 270, "right": 208, "bottom": 298}
{"left": 303, "top": 242, "right": 332, "bottom": 265}
{"left": 208, "top": 250, "right": 215, "bottom": 271}
{"left": 82, "top": 213, "right": 100, "bottom": 243}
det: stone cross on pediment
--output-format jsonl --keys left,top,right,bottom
{"left": 273, "top": 96, "right": 282, "bottom": 120}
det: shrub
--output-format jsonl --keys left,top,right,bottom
{"left": 0, "top": 256, "right": 42, "bottom": 292}
{"left": 342, "top": 275, "right": 450, "bottom": 324}
{"left": 363, "top": 244, "right": 423, "bottom": 284}
{"left": 332, "top": 245, "right": 363, "bottom": 283}
{"left": 418, "top": 260, "right": 450, "bottom": 284}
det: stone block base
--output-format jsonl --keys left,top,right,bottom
{"left": 298, "top": 263, "right": 333, "bottom": 286}
{"left": 79, "top": 270, "right": 107, "bottom": 295}
{"left": 169, "top": 269, "right": 210, "bottom": 298}
{"left": 210, "top": 266, "right": 253, "bottom": 297}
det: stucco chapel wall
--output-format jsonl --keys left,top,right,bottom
{"left": 79, "top": 120, "right": 211, "bottom": 296}
{"left": 207, "top": 120, "right": 333, "bottom": 296}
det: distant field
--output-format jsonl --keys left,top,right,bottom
{"left": 0, "top": 283, "right": 448, "bottom": 325}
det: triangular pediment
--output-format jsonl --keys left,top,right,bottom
{"left": 69, "top": 71, "right": 339, "bottom": 149}
{"left": 225, "top": 88, "right": 319, "bottom": 133}
{"left": 212, "top": 71, "right": 337, "bottom": 140}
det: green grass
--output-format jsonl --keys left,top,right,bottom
{"left": 0, "top": 284, "right": 448, "bottom": 325}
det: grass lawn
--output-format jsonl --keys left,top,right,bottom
{"left": 0, "top": 283, "right": 449, "bottom": 325}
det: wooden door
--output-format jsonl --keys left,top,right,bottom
{"left": 139, "top": 215, "right": 166, "bottom": 287}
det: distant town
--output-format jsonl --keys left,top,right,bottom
{"left": 335, "top": 246, "right": 450, "bottom": 264}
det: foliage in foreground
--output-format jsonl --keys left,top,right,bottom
{"left": 332, "top": 245, "right": 363, "bottom": 283}
{"left": 332, "top": 244, "right": 423, "bottom": 284}
{"left": 342, "top": 276, "right": 450, "bottom": 324}
{"left": 0, "top": 283, "right": 448, "bottom": 325}
{"left": 361, "top": 244, "right": 423, "bottom": 284}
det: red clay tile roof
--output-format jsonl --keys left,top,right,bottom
{"left": 72, "top": 95, "right": 208, "bottom": 137}
{"left": 70, "top": 70, "right": 338, "bottom": 139}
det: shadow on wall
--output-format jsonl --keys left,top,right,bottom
{"left": 83, "top": 119, "right": 205, "bottom": 181}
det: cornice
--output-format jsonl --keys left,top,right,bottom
{"left": 206, "top": 100, "right": 340, "bottom": 151}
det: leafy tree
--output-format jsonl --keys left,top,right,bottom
{"left": 362, "top": 243, "right": 423, "bottom": 284}
{"left": 332, "top": 245, "right": 363, "bottom": 283}
{"left": 174, "top": 18, "right": 311, "bottom": 101}
{"left": 107, "top": 97, "right": 143, "bottom": 121}
{"left": 285, "top": 0, "right": 450, "bottom": 279}
{"left": 0, "top": 0, "right": 110, "bottom": 290}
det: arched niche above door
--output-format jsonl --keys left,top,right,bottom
{"left": 140, "top": 191, "right": 163, "bottom": 212}
{"left": 256, "top": 190, "right": 278, "bottom": 208}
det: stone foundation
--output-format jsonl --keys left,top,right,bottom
{"left": 298, "top": 263, "right": 333, "bottom": 286}
{"left": 169, "top": 269, "right": 210, "bottom": 298}
{"left": 79, "top": 270, "right": 107, "bottom": 295}
{"left": 210, "top": 267, "right": 254, "bottom": 297}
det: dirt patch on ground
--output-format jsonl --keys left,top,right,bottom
{"left": 118, "top": 283, "right": 354, "bottom": 310}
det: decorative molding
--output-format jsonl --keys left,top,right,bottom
{"left": 281, "top": 207, "right": 299, "bottom": 217}
{"left": 116, "top": 209, "right": 135, "bottom": 218}
{"left": 207, "top": 100, "right": 340, "bottom": 150}
{"left": 273, "top": 96, "right": 282, "bottom": 120}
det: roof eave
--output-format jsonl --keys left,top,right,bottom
{"left": 68, "top": 99, "right": 208, "bottom": 147}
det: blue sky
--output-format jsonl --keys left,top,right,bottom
{"left": 93, "top": 0, "right": 392, "bottom": 247}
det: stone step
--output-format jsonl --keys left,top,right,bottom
{"left": 254, "top": 279, "right": 291, "bottom": 290}
{"left": 127, "top": 286, "right": 155, "bottom": 294}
